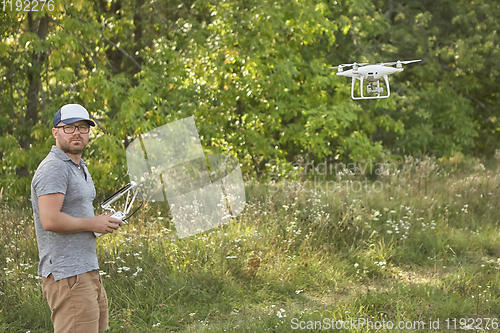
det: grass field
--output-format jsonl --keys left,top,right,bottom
{"left": 1, "top": 156, "right": 500, "bottom": 332}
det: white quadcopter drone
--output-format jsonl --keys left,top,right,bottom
{"left": 330, "top": 60, "right": 421, "bottom": 100}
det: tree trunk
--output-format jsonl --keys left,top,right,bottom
{"left": 16, "top": 13, "right": 50, "bottom": 178}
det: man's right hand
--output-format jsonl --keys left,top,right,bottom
{"left": 90, "top": 213, "right": 124, "bottom": 234}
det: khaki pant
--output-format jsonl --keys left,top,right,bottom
{"left": 41, "top": 270, "right": 109, "bottom": 333}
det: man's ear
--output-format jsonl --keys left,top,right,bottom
{"left": 52, "top": 127, "right": 58, "bottom": 139}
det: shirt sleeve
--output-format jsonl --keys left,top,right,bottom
{"left": 32, "top": 160, "right": 70, "bottom": 197}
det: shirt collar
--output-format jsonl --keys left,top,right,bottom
{"left": 50, "top": 145, "right": 86, "bottom": 166}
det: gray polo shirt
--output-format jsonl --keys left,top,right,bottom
{"left": 31, "top": 145, "right": 98, "bottom": 281}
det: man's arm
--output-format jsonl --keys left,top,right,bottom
{"left": 38, "top": 193, "right": 123, "bottom": 234}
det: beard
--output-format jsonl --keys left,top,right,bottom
{"left": 59, "top": 136, "right": 87, "bottom": 155}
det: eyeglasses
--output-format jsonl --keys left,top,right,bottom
{"left": 55, "top": 125, "right": 90, "bottom": 134}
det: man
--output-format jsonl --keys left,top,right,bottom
{"left": 31, "top": 104, "right": 123, "bottom": 333}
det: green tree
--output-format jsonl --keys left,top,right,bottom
{"left": 367, "top": 0, "right": 498, "bottom": 156}
{"left": 1, "top": 0, "right": 499, "bottom": 204}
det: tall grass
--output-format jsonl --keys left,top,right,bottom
{"left": 1, "top": 155, "right": 500, "bottom": 332}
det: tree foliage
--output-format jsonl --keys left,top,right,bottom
{"left": 0, "top": 0, "right": 499, "bottom": 203}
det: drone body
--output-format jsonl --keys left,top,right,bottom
{"left": 331, "top": 60, "right": 421, "bottom": 100}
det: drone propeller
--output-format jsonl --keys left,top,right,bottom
{"left": 328, "top": 62, "right": 369, "bottom": 69}
{"left": 381, "top": 59, "right": 422, "bottom": 66}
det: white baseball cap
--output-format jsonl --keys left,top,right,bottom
{"left": 53, "top": 104, "right": 96, "bottom": 127}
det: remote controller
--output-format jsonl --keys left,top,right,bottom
{"left": 95, "top": 181, "right": 139, "bottom": 238}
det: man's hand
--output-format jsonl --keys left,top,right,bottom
{"left": 90, "top": 213, "right": 124, "bottom": 234}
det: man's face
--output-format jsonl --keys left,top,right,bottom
{"left": 52, "top": 120, "right": 90, "bottom": 155}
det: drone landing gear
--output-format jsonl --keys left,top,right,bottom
{"left": 351, "top": 75, "right": 391, "bottom": 100}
